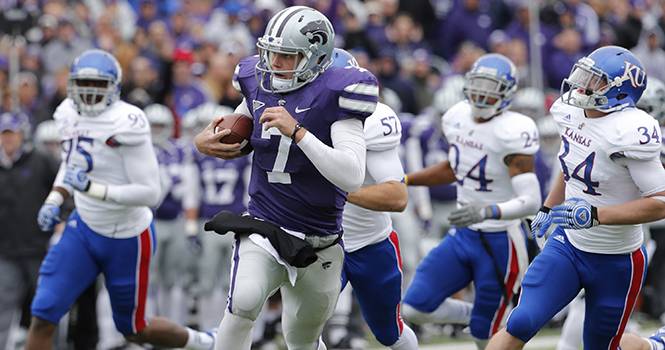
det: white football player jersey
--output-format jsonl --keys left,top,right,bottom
{"left": 443, "top": 101, "right": 539, "bottom": 231}
{"left": 551, "top": 99, "right": 662, "bottom": 254}
{"left": 342, "top": 103, "right": 404, "bottom": 252}
{"left": 53, "top": 99, "right": 158, "bottom": 238}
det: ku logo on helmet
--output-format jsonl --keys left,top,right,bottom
{"left": 615, "top": 61, "right": 646, "bottom": 88}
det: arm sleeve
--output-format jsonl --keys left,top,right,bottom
{"left": 105, "top": 140, "right": 162, "bottom": 207}
{"left": 366, "top": 146, "right": 405, "bottom": 184}
{"left": 625, "top": 157, "right": 665, "bottom": 196}
{"left": 496, "top": 172, "right": 542, "bottom": 220}
{"left": 297, "top": 118, "right": 366, "bottom": 193}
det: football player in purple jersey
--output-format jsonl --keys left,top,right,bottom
{"left": 487, "top": 46, "right": 665, "bottom": 350}
{"left": 184, "top": 103, "right": 251, "bottom": 331}
{"left": 144, "top": 103, "right": 191, "bottom": 325}
{"left": 194, "top": 6, "right": 379, "bottom": 350}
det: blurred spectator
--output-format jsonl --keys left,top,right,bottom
{"left": 502, "top": 1, "right": 558, "bottom": 63}
{"left": 120, "top": 55, "right": 163, "bottom": 109}
{"left": 37, "top": 14, "right": 59, "bottom": 46}
{"left": 376, "top": 48, "right": 418, "bottom": 114}
{"left": 204, "top": 1, "right": 254, "bottom": 55}
{"left": 341, "top": 10, "right": 379, "bottom": 59}
{"left": 398, "top": 0, "right": 437, "bottom": 36}
{"left": 21, "top": 45, "right": 43, "bottom": 80}
{"left": 442, "top": 41, "right": 485, "bottom": 81}
{"left": 560, "top": 0, "right": 601, "bottom": 50}
{"left": 36, "top": 68, "right": 69, "bottom": 124}
{"left": 169, "top": 11, "right": 199, "bottom": 50}
{"left": 201, "top": 53, "right": 242, "bottom": 108}
{"left": 434, "top": 0, "right": 495, "bottom": 60}
{"left": 543, "top": 27, "right": 585, "bottom": 91}
{"left": 606, "top": 0, "right": 644, "bottom": 49}
{"left": 41, "top": 18, "right": 92, "bottom": 77}
{"left": 146, "top": 20, "right": 175, "bottom": 61}
{"left": 136, "top": 0, "right": 163, "bottom": 32}
{"left": 100, "top": 0, "right": 137, "bottom": 43}
{"left": 364, "top": 0, "right": 391, "bottom": 52}
{"left": 406, "top": 49, "right": 439, "bottom": 113}
{"left": 165, "top": 47, "right": 214, "bottom": 121}
{"left": 386, "top": 12, "right": 431, "bottom": 66}
{"left": 0, "top": 111, "right": 60, "bottom": 350}
{"left": 13, "top": 71, "right": 44, "bottom": 128}
{"left": 631, "top": 25, "right": 665, "bottom": 82}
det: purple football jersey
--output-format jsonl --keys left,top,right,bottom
{"left": 153, "top": 140, "right": 187, "bottom": 220}
{"left": 234, "top": 56, "right": 379, "bottom": 236}
{"left": 193, "top": 151, "right": 251, "bottom": 219}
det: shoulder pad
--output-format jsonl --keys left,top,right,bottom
{"left": 364, "top": 103, "right": 402, "bottom": 151}
{"left": 441, "top": 100, "right": 470, "bottom": 128}
{"left": 609, "top": 108, "right": 661, "bottom": 160}
{"left": 107, "top": 102, "right": 151, "bottom": 146}
{"left": 325, "top": 66, "right": 379, "bottom": 116}
{"left": 232, "top": 56, "right": 260, "bottom": 93}
{"left": 495, "top": 111, "right": 540, "bottom": 155}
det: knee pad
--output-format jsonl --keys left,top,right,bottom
{"left": 505, "top": 309, "right": 537, "bottom": 342}
{"left": 228, "top": 278, "right": 269, "bottom": 320}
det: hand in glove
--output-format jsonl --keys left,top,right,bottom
{"left": 448, "top": 203, "right": 498, "bottom": 227}
{"left": 64, "top": 166, "right": 90, "bottom": 191}
{"left": 38, "top": 204, "right": 61, "bottom": 232}
{"left": 552, "top": 198, "right": 599, "bottom": 229}
{"left": 530, "top": 207, "right": 553, "bottom": 251}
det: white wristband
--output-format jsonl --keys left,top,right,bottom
{"left": 84, "top": 182, "right": 107, "bottom": 201}
{"left": 44, "top": 191, "right": 65, "bottom": 206}
{"left": 184, "top": 219, "right": 199, "bottom": 237}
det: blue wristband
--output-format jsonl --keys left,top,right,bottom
{"left": 490, "top": 204, "right": 499, "bottom": 219}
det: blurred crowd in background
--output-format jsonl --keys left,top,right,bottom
{"left": 1, "top": 0, "right": 665, "bottom": 132}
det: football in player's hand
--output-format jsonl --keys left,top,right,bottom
{"left": 214, "top": 113, "right": 253, "bottom": 156}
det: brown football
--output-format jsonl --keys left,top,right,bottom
{"left": 214, "top": 113, "right": 254, "bottom": 156}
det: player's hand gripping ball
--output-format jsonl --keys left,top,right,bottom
{"left": 214, "top": 113, "right": 253, "bottom": 156}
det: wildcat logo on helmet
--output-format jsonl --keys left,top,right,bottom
{"left": 615, "top": 61, "right": 646, "bottom": 89}
{"left": 300, "top": 20, "right": 329, "bottom": 46}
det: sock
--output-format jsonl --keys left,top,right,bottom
{"left": 402, "top": 298, "right": 472, "bottom": 325}
{"left": 473, "top": 337, "right": 489, "bottom": 350}
{"left": 184, "top": 327, "right": 215, "bottom": 350}
{"left": 390, "top": 324, "right": 418, "bottom": 350}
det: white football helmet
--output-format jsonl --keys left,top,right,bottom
{"left": 255, "top": 6, "right": 335, "bottom": 93}
{"left": 432, "top": 74, "right": 466, "bottom": 115}
{"left": 67, "top": 49, "right": 122, "bottom": 116}
{"left": 512, "top": 87, "right": 545, "bottom": 119}
{"left": 181, "top": 102, "right": 235, "bottom": 140}
{"left": 636, "top": 77, "right": 665, "bottom": 123}
{"left": 536, "top": 114, "right": 560, "bottom": 156}
{"left": 144, "top": 104, "right": 175, "bottom": 145}
{"left": 34, "top": 120, "right": 62, "bottom": 159}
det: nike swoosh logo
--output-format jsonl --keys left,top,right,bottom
{"left": 295, "top": 107, "right": 311, "bottom": 113}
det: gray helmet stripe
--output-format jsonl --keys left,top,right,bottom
{"left": 275, "top": 7, "right": 307, "bottom": 38}
{"left": 267, "top": 6, "right": 302, "bottom": 37}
